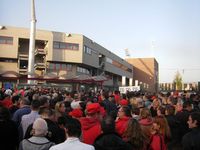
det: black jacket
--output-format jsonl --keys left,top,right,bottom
{"left": 0, "top": 120, "right": 19, "bottom": 150}
{"left": 101, "top": 99, "right": 118, "bottom": 118}
{"left": 182, "top": 127, "right": 200, "bottom": 150}
{"left": 94, "top": 132, "right": 131, "bottom": 150}
{"left": 175, "top": 109, "right": 191, "bottom": 138}
{"left": 166, "top": 115, "right": 182, "bottom": 149}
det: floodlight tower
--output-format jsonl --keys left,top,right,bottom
{"left": 124, "top": 48, "right": 131, "bottom": 58}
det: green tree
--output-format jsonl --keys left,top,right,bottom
{"left": 173, "top": 71, "right": 182, "bottom": 90}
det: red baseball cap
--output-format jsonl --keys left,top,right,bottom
{"left": 69, "top": 109, "right": 83, "bottom": 118}
{"left": 86, "top": 103, "right": 101, "bottom": 114}
{"left": 119, "top": 99, "right": 129, "bottom": 106}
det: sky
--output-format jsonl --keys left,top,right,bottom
{"left": 1, "top": 0, "right": 200, "bottom": 83}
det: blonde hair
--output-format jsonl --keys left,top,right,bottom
{"left": 140, "top": 108, "right": 152, "bottom": 119}
{"left": 152, "top": 99, "right": 161, "bottom": 107}
{"left": 55, "top": 101, "right": 65, "bottom": 112}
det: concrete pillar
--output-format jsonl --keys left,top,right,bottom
{"left": 129, "top": 78, "right": 133, "bottom": 86}
{"left": 135, "top": 80, "right": 138, "bottom": 86}
{"left": 122, "top": 76, "right": 126, "bottom": 86}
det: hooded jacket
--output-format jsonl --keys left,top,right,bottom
{"left": 139, "top": 118, "right": 153, "bottom": 139}
{"left": 80, "top": 117, "right": 101, "bottom": 145}
{"left": 115, "top": 116, "right": 130, "bottom": 137}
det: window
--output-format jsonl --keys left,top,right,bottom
{"left": 0, "top": 58, "right": 17, "bottom": 63}
{"left": 49, "top": 63, "right": 55, "bottom": 70}
{"left": 19, "top": 60, "right": 28, "bottom": 69}
{"left": 55, "top": 64, "right": 60, "bottom": 70}
{"left": 77, "top": 66, "right": 90, "bottom": 74}
{"left": 127, "top": 68, "right": 132, "bottom": 73}
{"left": 83, "top": 45, "right": 86, "bottom": 53}
{"left": 106, "top": 57, "right": 113, "bottom": 64}
{"left": 84, "top": 45, "right": 92, "bottom": 55}
{"left": 61, "top": 64, "right": 67, "bottom": 70}
{"left": 60, "top": 43, "right": 66, "bottom": 49}
{"left": 67, "top": 43, "right": 79, "bottom": 50}
{"left": 66, "top": 64, "right": 72, "bottom": 71}
{"left": 53, "top": 41, "right": 79, "bottom": 50}
{"left": 48, "top": 63, "right": 72, "bottom": 71}
{"left": 0, "top": 36, "right": 13, "bottom": 44}
{"left": 53, "top": 42, "right": 60, "bottom": 49}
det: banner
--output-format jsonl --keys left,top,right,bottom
{"left": 119, "top": 86, "right": 140, "bottom": 93}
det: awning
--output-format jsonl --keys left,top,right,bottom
{"left": 0, "top": 71, "right": 19, "bottom": 77}
{"left": 92, "top": 75, "right": 108, "bottom": 82}
{"left": 0, "top": 71, "right": 107, "bottom": 84}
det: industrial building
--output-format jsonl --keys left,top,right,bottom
{"left": 125, "top": 58, "right": 159, "bottom": 93}
{"left": 0, "top": 26, "right": 133, "bottom": 91}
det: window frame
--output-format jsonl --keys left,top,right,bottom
{"left": 53, "top": 41, "right": 79, "bottom": 50}
{"left": 0, "top": 36, "right": 13, "bottom": 45}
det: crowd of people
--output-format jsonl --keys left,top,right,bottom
{"left": 0, "top": 87, "right": 200, "bottom": 150}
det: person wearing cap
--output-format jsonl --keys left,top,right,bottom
{"left": 69, "top": 108, "right": 83, "bottom": 119}
{"left": 50, "top": 117, "right": 94, "bottom": 150}
{"left": 70, "top": 100, "right": 81, "bottom": 110}
{"left": 79, "top": 103, "right": 102, "bottom": 145}
{"left": 119, "top": 99, "right": 129, "bottom": 106}
{"left": 0, "top": 89, "right": 13, "bottom": 108}
{"left": 19, "top": 118, "right": 55, "bottom": 150}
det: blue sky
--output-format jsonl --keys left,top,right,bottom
{"left": 1, "top": 0, "right": 200, "bottom": 83}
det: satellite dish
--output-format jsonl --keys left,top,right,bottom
{"left": 0, "top": 26, "right": 5, "bottom": 30}
{"left": 66, "top": 33, "right": 72, "bottom": 37}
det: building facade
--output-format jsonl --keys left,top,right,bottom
{"left": 0, "top": 26, "right": 133, "bottom": 91}
{"left": 125, "top": 58, "right": 159, "bottom": 93}
{"left": 159, "top": 82, "right": 199, "bottom": 91}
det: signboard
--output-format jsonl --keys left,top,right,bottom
{"left": 119, "top": 86, "right": 140, "bottom": 93}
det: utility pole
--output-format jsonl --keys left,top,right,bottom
{"left": 27, "top": 0, "right": 36, "bottom": 84}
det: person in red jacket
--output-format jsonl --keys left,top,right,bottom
{"left": 115, "top": 106, "right": 131, "bottom": 137}
{"left": 114, "top": 91, "right": 121, "bottom": 105}
{"left": 149, "top": 116, "right": 171, "bottom": 150}
{"left": 80, "top": 103, "right": 102, "bottom": 145}
{"left": 1, "top": 91, "right": 13, "bottom": 108}
{"left": 69, "top": 108, "right": 83, "bottom": 119}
